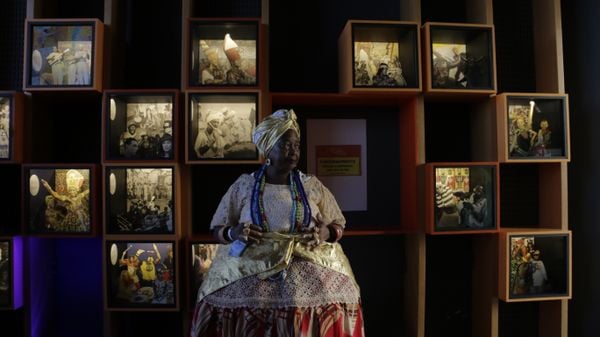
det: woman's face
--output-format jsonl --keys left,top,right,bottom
{"left": 268, "top": 129, "right": 300, "bottom": 171}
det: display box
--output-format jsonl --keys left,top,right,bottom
{"left": 23, "top": 18, "right": 104, "bottom": 92}
{"left": 105, "top": 239, "right": 178, "bottom": 310}
{"left": 338, "top": 20, "right": 421, "bottom": 93}
{"left": 425, "top": 162, "right": 499, "bottom": 234}
{"left": 496, "top": 93, "right": 570, "bottom": 162}
{"left": 23, "top": 164, "right": 97, "bottom": 235}
{"left": 0, "top": 237, "right": 23, "bottom": 310}
{"left": 499, "top": 230, "right": 571, "bottom": 302}
{"left": 423, "top": 22, "right": 496, "bottom": 94}
{"left": 186, "top": 91, "right": 259, "bottom": 163}
{"left": 187, "top": 240, "right": 219, "bottom": 309}
{"left": 188, "top": 18, "right": 260, "bottom": 88}
{"left": 102, "top": 90, "right": 179, "bottom": 162}
{"left": 104, "top": 165, "right": 176, "bottom": 235}
{"left": 0, "top": 92, "right": 24, "bottom": 163}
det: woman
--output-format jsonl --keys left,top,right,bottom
{"left": 191, "top": 109, "right": 365, "bottom": 337}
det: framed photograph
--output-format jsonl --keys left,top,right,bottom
{"left": 424, "top": 22, "right": 496, "bottom": 93}
{"left": 105, "top": 166, "right": 175, "bottom": 234}
{"left": 23, "top": 19, "right": 104, "bottom": 91}
{"left": 0, "top": 237, "right": 23, "bottom": 310}
{"left": 23, "top": 165, "right": 96, "bottom": 235}
{"left": 0, "top": 92, "right": 24, "bottom": 163}
{"left": 103, "top": 90, "right": 178, "bottom": 162}
{"left": 188, "top": 241, "right": 219, "bottom": 308}
{"left": 186, "top": 92, "right": 259, "bottom": 162}
{"left": 338, "top": 20, "right": 420, "bottom": 93}
{"left": 497, "top": 93, "right": 570, "bottom": 162}
{"left": 426, "top": 163, "right": 498, "bottom": 234}
{"left": 188, "top": 19, "right": 259, "bottom": 88}
{"left": 499, "top": 231, "right": 571, "bottom": 302}
{"left": 105, "top": 240, "right": 177, "bottom": 310}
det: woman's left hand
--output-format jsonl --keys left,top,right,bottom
{"left": 300, "top": 218, "right": 330, "bottom": 249}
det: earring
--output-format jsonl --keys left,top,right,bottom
{"left": 265, "top": 158, "right": 271, "bottom": 166}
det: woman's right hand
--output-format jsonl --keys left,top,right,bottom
{"left": 231, "top": 222, "right": 263, "bottom": 244}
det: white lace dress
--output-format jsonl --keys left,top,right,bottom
{"left": 204, "top": 173, "right": 361, "bottom": 309}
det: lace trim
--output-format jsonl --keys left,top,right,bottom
{"left": 203, "top": 259, "right": 360, "bottom": 309}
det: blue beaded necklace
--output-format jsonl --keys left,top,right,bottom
{"left": 251, "top": 163, "right": 311, "bottom": 233}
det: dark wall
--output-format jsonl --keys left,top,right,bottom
{"left": 562, "top": 1, "right": 600, "bottom": 336}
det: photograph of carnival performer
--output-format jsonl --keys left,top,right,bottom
{"left": 28, "top": 168, "right": 91, "bottom": 233}
{"left": 508, "top": 98, "right": 567, "bottom": 158}
{"left": 108, "top": 242, "right": 176, "bottom": 307}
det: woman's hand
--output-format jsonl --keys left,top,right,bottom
{"left": 300, "top": 224, "right": 330, "bottom": 249}
{"left": 231, "top": 222, "right": 263, "bottom": 244}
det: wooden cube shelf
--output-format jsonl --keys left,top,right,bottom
{"left": 499, "top": 229, "right": 571, "bottom": 302}
{"left": 104, "top": 238, "right": 179, "bottom": 311}
{"left": 23, "top": 18, "right": 104, "bottom": 92}
{"left": 338, "top": 20, "right": 421, "bottom": 94}
{"left": 496, "top": 93, "right": 570, "bottom": 163}
{"left": 102, "top": 89, "right": 180, "bottom": 164}
{"left": 424, "top": 162, "right": 499, "bottom": 234}
{"left": 22, "top": 164, "right": 99, "bottom": 237}
{"left": 423, "top": 22, "right": 496, "bottom": 95}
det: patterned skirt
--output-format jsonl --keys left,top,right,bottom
{"left": 191, "top": 259, "right": 365, "bottom": 337}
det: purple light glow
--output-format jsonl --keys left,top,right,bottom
{"left": 12, "top": 236, "right": 23, "bottom": 309}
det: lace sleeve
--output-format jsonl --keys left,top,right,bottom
{"left": 306, "top": 175, "right": 346, "bottom": 228}
{"left": 209, "top": 174, "right": 251, "bottom": 229}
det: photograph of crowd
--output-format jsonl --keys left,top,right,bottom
{"left": 107, "top": 168, "right": 173, "bottom": 234}
{"left": 112, "top": 102, "right": 174, "bottom": 160}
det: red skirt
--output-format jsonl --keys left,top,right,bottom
{"left": 191, "top": 301, "right": 365, "bottom": 337}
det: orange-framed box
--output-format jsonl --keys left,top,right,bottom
{"left": 499, "top": 229, "right": 572, "bottom": 302}
{"left": 338, "top": 19, "right": 422, "bottom": 94}
{"left": 422, "top": 22, "right": 496, "bottom": 96}
{"left": 23, "top": 18, "right": 104, "bottom": 92}
{"left": 496, "top": 92, "right": 570, "bottom": 163}
{"left": 424, "top": 162, "right": 499, "bottom": 234}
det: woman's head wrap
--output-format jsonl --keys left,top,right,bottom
{"left": 252, "top": 109, "right": 300, "bottom": 157}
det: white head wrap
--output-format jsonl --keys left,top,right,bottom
{"left": 252, "top": 109, "right": 300, "bottom": 157}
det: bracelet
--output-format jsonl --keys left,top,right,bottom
{"left": 225, "top": 226, "right": 234, "bottom": 242}
{"left": 326, "top": 224, "right": 343, "bottom": 243}
{"left": 217, "top": 226, "right": 233, "bottom": 243}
